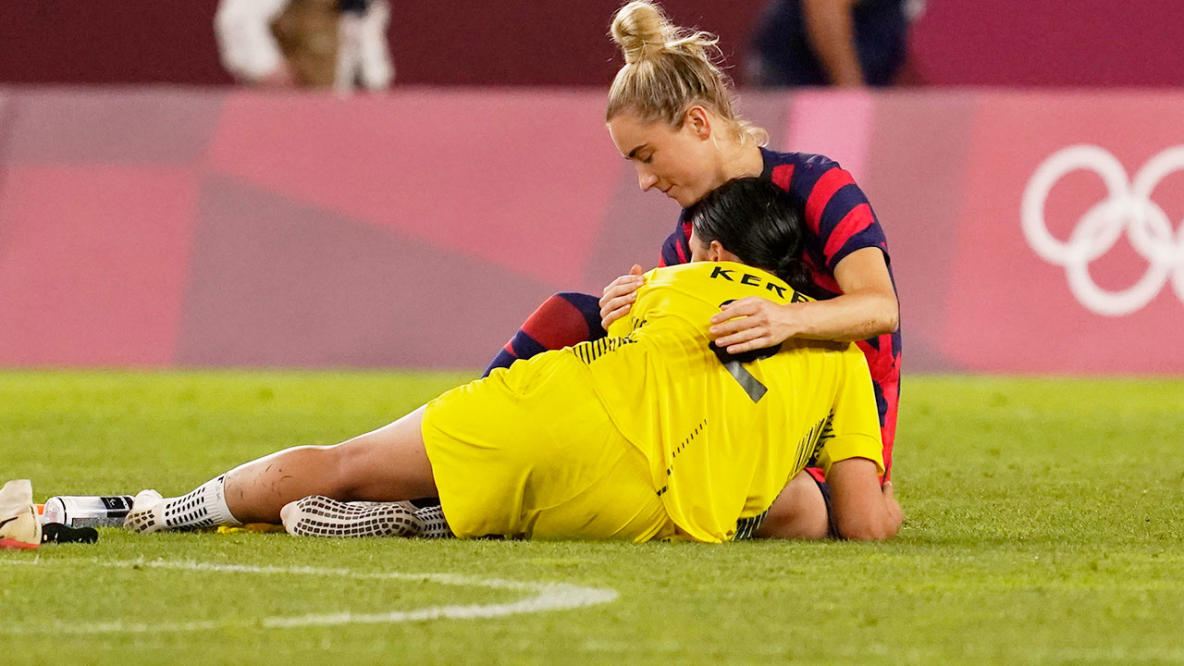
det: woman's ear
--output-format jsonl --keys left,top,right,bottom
{"left": 684, "top": 105, "right": 712, "bottom": 140}
{"left": 708, "top": 239, "right": 726, "bottom": 261}
{"left": 710, "top": 240, "right": 742, "bottom": 263}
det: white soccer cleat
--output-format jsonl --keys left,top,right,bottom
{"left": 123, "top": 489, "right": 166, "bottom": 534}
{"left": 0, "top": 479, "right": 42, "bottom": 550}
{"left": 280, "top": 496, "right": 421, "bottom": 538}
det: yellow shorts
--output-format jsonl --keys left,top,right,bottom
{"left": 421, "top": 350, "right": 676, "bottom": 541}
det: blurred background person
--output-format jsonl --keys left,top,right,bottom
{"left": 214, "top": 0, "right": 394, "bottom": 92}
{"left": 746, "top": 0, "right": 924, "bottom": 87}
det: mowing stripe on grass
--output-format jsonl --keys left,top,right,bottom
{"left": 0, "top": 558, "right": 618, "bottom": 633}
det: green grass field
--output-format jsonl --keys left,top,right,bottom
{"left": 2, "top": 370, "right": 1182, "bottom": 665}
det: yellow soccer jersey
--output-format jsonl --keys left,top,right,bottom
{"left": 570, "top": 261, "right": 883, "bottom": 542}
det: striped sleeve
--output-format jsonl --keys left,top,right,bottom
{"left": 791, "top": 157, "right": 888, "bottom": 271}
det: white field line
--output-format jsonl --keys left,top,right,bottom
{"left": 0, "top": 558, "right": 618, "bottom": 634}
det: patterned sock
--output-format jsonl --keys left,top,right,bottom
{"left": 414, "top": 504, "right": 453, "bottom": 539}
{"left": 482, "top": 292, "right": 605, "bottom": 377}
{"left": 281, "top": 496, "right": 420, "bottom": 538}
{"left": 162, "top": 475, "right": 241, "bottom": 530}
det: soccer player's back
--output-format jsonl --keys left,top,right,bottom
{"left": 573, "top": 261, "right": 884, "bottom": 542}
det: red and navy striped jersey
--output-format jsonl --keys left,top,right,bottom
{"left": 659, "top": 148, "right": 886, "bottom": 288}
{"left": 658, "top": 148, "right": 901, "bottom": 469}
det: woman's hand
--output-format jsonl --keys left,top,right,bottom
{"left": 599, "top": 264, "right": 645, "bottom": 330}
{"left": 709, "top": 298, "right": 804, "bottom": 354}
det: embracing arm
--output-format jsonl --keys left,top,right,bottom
{"left": 709, "top": 247, "right": 898, "bottom": 354}
{"left": 828, "top": 458, "right": 902, "bottom": 540}
{"left": 789, "top": 247, "right": 899, "bottom": 340}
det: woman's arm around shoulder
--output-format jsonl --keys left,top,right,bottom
{"left": 709, "top": 247, "right": 898, "bottom": 353}
{"left": 829, "top": 246, "right": 899, "bottom": 337}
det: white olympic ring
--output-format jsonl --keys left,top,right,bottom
{"left": 1021, "top": 144, "right": 1184, "bottom": 316}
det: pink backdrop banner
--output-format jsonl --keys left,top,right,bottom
{"left": 0, "top": 87, "right": 1181, "bottom": 372}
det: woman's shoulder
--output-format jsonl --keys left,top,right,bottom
{"left": 759, "top": 147, "right": 867, "bottom": 206}
{"left": 760, "top": 146, "right": 843, "bottom": 173}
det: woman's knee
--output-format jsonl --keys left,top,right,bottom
{"left": 321, "top": 439, "right": 385, "bottom": 499}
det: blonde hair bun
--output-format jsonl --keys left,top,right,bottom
{"left": 605, "top": 1, "right": 768, "bottom": 147}
{"left": 611, "top": 1, "right": 671, "bottom": 64}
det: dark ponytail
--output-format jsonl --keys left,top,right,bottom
{"left": 687, "top": 177, "right": 812, "bottom": 293}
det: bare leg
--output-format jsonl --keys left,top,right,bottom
{"left": 125, "top": 406, "right": 437, "bottom": 534}
{"left": 754, "top": 471, "right": 830, "bottom": 540}
{"left": 223, "top": 407, "right": 436, "bottom": 523}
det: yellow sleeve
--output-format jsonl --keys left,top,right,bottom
{"left": 814, "top": 350, "right": 885, "bottom": 477}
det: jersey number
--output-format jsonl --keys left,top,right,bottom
{"left": 710, "top": 300, "right": 780, "bottom": 403}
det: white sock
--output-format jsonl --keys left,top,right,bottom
{"left": 162, "top": 475, "right": 241, "bottom": 530}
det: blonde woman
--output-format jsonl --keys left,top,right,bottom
{"left": 484, "top": 2, "right": 901, "bottom": 538}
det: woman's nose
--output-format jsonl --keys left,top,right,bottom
{"left": 637, "top": 169, "right": 659, "bottom": 191}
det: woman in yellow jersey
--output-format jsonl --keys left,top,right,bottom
{"left": 124, "top": 179, "right": 902, "bottom": 543}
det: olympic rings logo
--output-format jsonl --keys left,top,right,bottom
{"left": 1021, "top": 145, "right": 1184, "bottom": 316}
